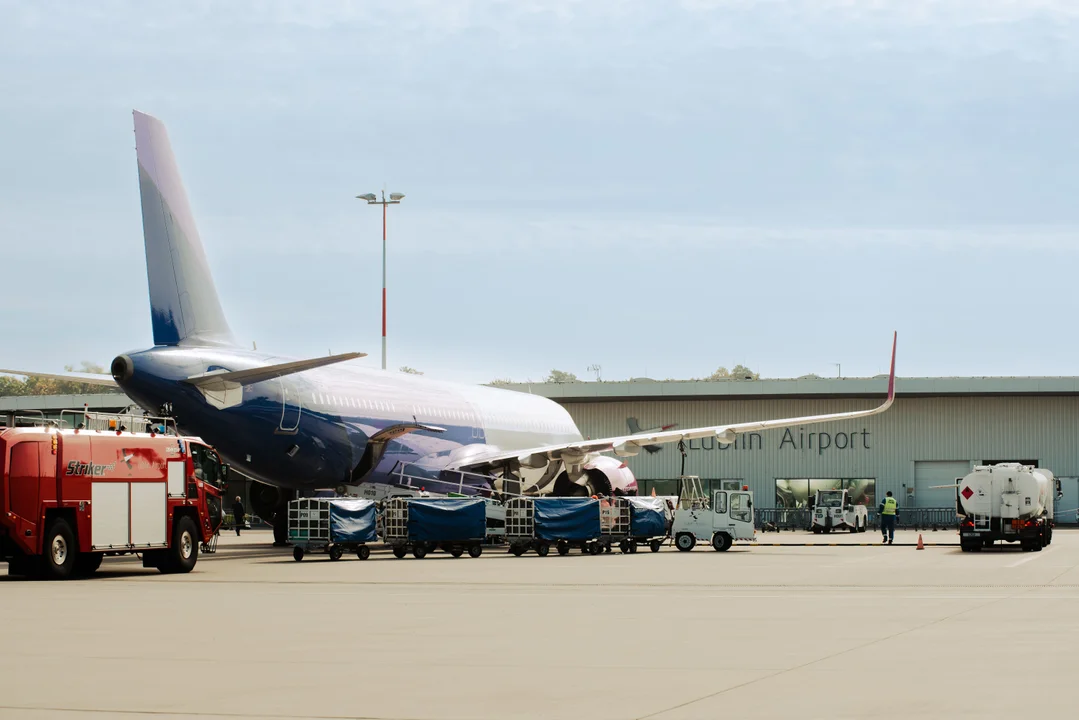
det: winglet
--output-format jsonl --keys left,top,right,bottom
{"left": 887, "top": 331, "right": 897, "bottom": 402}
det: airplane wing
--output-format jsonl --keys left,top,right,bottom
{"left": 0, "top": 369, "right": 118, "bottom": 387}
{"left": 455, "top": 332, "right": 897, "bottom": 473}
{"left": 182, "top": 352, "right": 366, "bottom": 390}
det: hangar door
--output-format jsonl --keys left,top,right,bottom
{"left": 914, "top": 461, "right": 971, "bottom": 509}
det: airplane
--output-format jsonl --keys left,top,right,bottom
{"left": 626, "top": 418, "right": 678, "bottom": 454}
{"left": 1, "top": 111, "right": 898, "bottom": 544}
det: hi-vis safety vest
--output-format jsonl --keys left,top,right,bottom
{"left": 882, "top": 497, "right": 897, "bottom": 515}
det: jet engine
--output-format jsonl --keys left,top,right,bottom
{"left": 552, "top": 454, "right": 638, "bottom": 497}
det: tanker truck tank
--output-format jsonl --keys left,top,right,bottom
{"left": 957, "top": 463, "right": 1060, "bottom": 552}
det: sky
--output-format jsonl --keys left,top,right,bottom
{"left": 2, "top": 0, "right": 1079, "bottom": 384}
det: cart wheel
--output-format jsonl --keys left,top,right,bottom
{"left": 510, "top": 545, "right": 525, "bottom": 557}
{"left": 537, "top": 543, "right": 550, "bottom": 557}
{"left": 557, "top": 542, "right": 569, "bottom": 556}
{"left": 629, "top": 542, "right": 638, "bottom": 554}
{"left": 392, "top": 546, "right": 407, "bottom": 559}
{"left": 650, "top": 540, "right": 662, "bottom": 553}
{"left": 357, "top": 546, "right": 371, "bottom": 561}
{"left": 450, "top": 547, "right": 464, "bottom": 558}
{"left": 589, "top": 543, "right": 601, "bottom": 555}
{"left": 604, "top": 543, "right": 612, "bottom": 554}
{"left": 293, "top": 546, "right": 305, "bottom": 562}
{"left": 468, "top": 545, "right": 482, "bottom": 558}
{"left": 619, "top": 540, "right": 630, "bottom": 554}
{"left": 329, "top": 545, "right": 344, "bottom": 561}
{"left": 413, "top": 545, "right": 427, "bottom": 559}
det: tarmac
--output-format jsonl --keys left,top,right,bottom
{"left": 2, "top": 528, "right": 1078, "bottom": 720}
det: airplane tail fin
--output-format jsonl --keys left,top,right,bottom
{"left": 133, "top": 110, "right": 234, "bottom": 347}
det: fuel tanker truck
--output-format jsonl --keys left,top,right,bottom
{"left": 957, "top": 463, "right": 1061, "bottom": 552}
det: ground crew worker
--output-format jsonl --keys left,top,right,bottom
{"left": 879, "top": 491, "right": 897, "bottom": 545}
{"left": 232, "top": 495, "right": 246, "bottom": 537}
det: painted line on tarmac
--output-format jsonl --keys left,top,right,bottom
{"left": 1008, "top": 548, "right": 1053, "bottom": 567}
{"left": 747, "top": 542, "right": 955, "bottom": 547}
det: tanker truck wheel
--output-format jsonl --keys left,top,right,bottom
{"left": 42, "top": 519, "right": 77, "bottom": 580}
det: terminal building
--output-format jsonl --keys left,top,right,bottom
{"left": 502, "top": 376, "right": 1079, "bottom": 525}
{"left": 5, "top": 376, "right": 1079, "bottom": 524}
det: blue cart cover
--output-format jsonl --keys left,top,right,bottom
{"left": 329, "top": 498, "right": 378, "bottom": 543}
{"left": 533, "top": 498, "right": 600, "bottom": 541}
{"left": 626, "top": 497, "right": 667, "bottom": 538}
{"left": 407, "top": 498, "right": 486, "bottom": 542}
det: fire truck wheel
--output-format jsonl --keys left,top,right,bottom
{"left": 392, "top": 547, "right": 407, "bottom": 559}
{"left": 74, "top": 553, "right": 103, "bottom": 576}
{"left": 329, "top": 545, "right": 344, "bottom": 561}
{"left": 293, "top": 547, "right": 305, "bottom": 561}
{"left": 357, "top": 546, "right": 371, "bottom": 560}
{"left": 650, "top": 540, "right": 662, "bottom": 553}
{"left": 675, "top": 533, "right": 695, "bottom": 552}
{"left": 162, "top": 516, "right": 199, "bottom": 573}
{"left": 42, "top": 519, "right": 77, "bottom": 580}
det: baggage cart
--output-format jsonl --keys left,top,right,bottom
{"left": 599, "top": 497, "right": 631, "bottom": 554}
{"left": 288, "top": 497, "right": 377, "bottom": 561}
{"left": 383, "top": 497, "right": 486, "bottom": 559}
{"left": 618, "top": 496, "right": 672, "bottom": 554}
{"left": 505, "top": 497, "right": 603, "bottom": 556}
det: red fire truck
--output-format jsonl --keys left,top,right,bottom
{"left": 1, "top": 415, "right": 225, "bottom": 579}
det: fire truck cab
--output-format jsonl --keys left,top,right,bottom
{"left": 1, "top": 414, "right": 225, "bottom": 579}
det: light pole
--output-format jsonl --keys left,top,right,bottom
{"left": 356, "top": 191, "right": 405, "bottom": 370}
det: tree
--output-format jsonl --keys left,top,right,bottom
{"left": 488, "top": 378, "right": 514, "bottom": 386}
{"left": 0, "top": 361, "right": 118, "bottom": 397}
{"left": 730, "top": 364, "right": 759, "bottom": 380}
{"left": 545, "top": 369, "right": 579, "bottom": 383}
{"left": 399, "top": 366, "right": 423, "bottom": 375}
{"left": 706, "top": 367, "right": 730, "bottom": 380}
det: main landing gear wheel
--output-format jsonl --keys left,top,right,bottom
{"left": 293, "top": 547, "right": 305, "bottom": 561}
{"left": 468, "top": 545, "right": 482, "bottom": 558}
{"left": 357, "top": 546, "right": 371, "bottom": 560}
{"left": 675, "top": 533, "right": 696, "bottom": 552}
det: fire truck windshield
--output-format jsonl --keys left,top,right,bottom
{"left": 190, "top": 443, "right": 225, "bottom": 489}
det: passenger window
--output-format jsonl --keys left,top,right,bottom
{"left": 714, "top": 491, "right": 727, "bottom": 514}
{"left": 730, "top": 492, "right": 751, "bottom": 522}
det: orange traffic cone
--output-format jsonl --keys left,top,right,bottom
{"left": 916, "top": 533, "right": 925, "bottom": 550}
{"left": 651, "top": 488, "right": 657, "bottom": 497}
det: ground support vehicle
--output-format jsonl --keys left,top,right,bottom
{"left": 671, "top": 476, "right": 755, "bottom": 552}
{"left": 1, "top": 417, "right": 225, "bottom": 579}
{"left": 618, "top": 496, "right": 671, "bottom": 553}
{"left": 505, "top": 497, "right": 603, "bottom": 556}
{"left": 957, "top": 463, "right": 1059, "bottom": 552}
{"left": 810, "top": 489, "right": 868, "bottom": 534}
{"left": 288, "top": 497, "right": 377, "bottom": 561}
{"left": 382, "top": 497, "right": 486, "bottom": 558}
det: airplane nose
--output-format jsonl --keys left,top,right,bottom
{"left": 111, "top": 355, "right": 133, "bottom": 383}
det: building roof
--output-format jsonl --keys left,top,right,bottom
{"left": 498, "top": 376, "right": 1079, "bottom": 402}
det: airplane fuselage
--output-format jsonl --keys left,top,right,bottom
{"left": 115, "top": 346, "right": 582, "bottom": 494}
